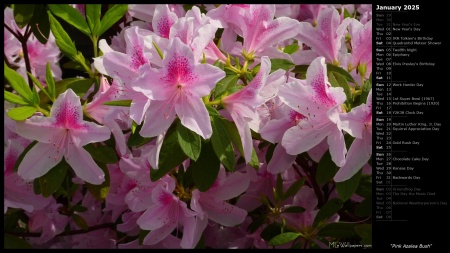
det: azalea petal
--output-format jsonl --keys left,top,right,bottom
{"left": 281, "top": 122, "right": 333, "bottom": 155}
{"left": 210, "top": 172, "right": 250, "bottom": 201}
{"left": 260, "top": 117, "right": 293, "bottom": 143}
{"left": 136, "top": 204, "right": 171, "bottom": 231}
{"left": 15, "top": 118, "right": 62, "bottom": 145}
{"left": 148, "top": 133, "right": 165, "bottom": 169}
{"left": 267, "top": 144, "right": 296, "bottom": 174}
{"left": 230, "top": 111, "right": 252, "bottom": 163}
{"left": 65, "top": 144, "right": 105, "bottom": 185}
{"left": 104, "top": 118, "right": 127, "bottom": 157}
{"left": 180, "top": 215, "right": 207, "bottom": 249}
{"left": 191, "top": 24, "right": 218, "bottom": 62}
{"left": 175, "top": 95, "right": 212, "bottom": 139}
{"left": 102, "top": 51, "right": 139, "bottom": 84}
{"left": 202, "top": 198, "right": 247, "bottom": 227}
{"left": 4, "top": 173, "right": 51, "bottom": 212}
{"left": 278, "top": 79, "right": 326, "bottom": 117}
{"left": 327, "top": 127, "right": 347, "bottom": 167}
{"left": 189, "top": 190, "right": 204, "bottom": 219}
{"left": 307, "top": 57, "right": 345, "bottom": 108}
{"left": 140, "top": 100, "right": 176, "bottom": 138}
{"left": 183, "top": 63, "right": 225, "bottom": 97}
{"left": 334, "top": 131, "right": 372, "bottom": 182}
{"left": 4, "top": 140, "right": 25, "bottom": 173}
{"left": 71, "top": 121, "right": 111, "bottom": 147}
{"left": 259, "top": 69, "right": 286, "bottom": 101}
{"left": 252, "top": 17, "right": 301, "bottom": 53}
{"left": 129, "top": 92, "right": 151, "bottom": 125}
{"left": 18, "top": 142, "right": 63, "bottom": 181}
{"left": 142, "top": 218, "right": 178, "bottom": 246}
{"left": 153, "top": 4, "right": 178, "bottom": 39}
{"left": 124, "top": 27, "right": 152, "bottom": 70}
{"left": 293, "top": 186, "right": 318, "bottom": 211}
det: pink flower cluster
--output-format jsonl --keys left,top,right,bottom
{"left": 4, "top": 4, "right": 372, "bottom": 249}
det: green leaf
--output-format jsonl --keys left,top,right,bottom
{"left": 31, "top": 86, "right": 40, "bottom": 105}
{"left": 283, "top": 43, "right": 299, "bottom": 54}
{"left": 336, "top": 170, "right": 362, "bottom": 201}
{"left": 210, "top": 116, "right": 235, "bottom": 172}
{"left": 190, "top": 142, "right": 220, "bottom": 191}
{"left": 70, "top": 204, "right": 88, "bottom": 213}
{"left": 344, "top": 8, "right": 352, "bottom": 19}
{"left": 62, "top": 60, "right": 87, "bottom": 71}
{"left": 177, "top": 122, "right": 202, "bottom": 161}
{"left": 127, "top": 125, "right": 155, "bottom": 148}
{"left": 38, "top": 158, "right": 69, "bottom": 197}
{"left": 7, "top": 106, "right": 37, "bottom": 121}
{"left": 249, "top": 147, "right": 260, "bottom": 169}
{"left": 138, "top": 230, "right": 151, "bottom": 245}
{"left": 86, "top": 4, "right": 102, "bottom": 34}
{"left": 103, "top": 100, "right": 132, "bottom": 106}
{"left": 97, "top": 4, "right": 128, "bottom": 37}
{"left": 270, "top": 58, "right": 295, "bottom": 73}
{"left": 269, "top": 232, "right": 302, "bottom": 246}
{"left": 220, "top": 118, "right": 244, "bottom": 156}
{"left": 260, "top": 223, "right": 282, "bottom": 241}
{"left": 274, "top": 173, "right": 284, "bottom": 202}
{"left": 85, "top": 162, "right": 110, "bottom": 200}
{"left": 354, "top": 224, "right": 372, "bottom": 245}
{"left": 355, "top": 175, "right": 372, "bottom": 198}
{"left": 84, "top": 144, "right": 118, "bottom": 164}
{"left": 29, "top": 4, "right": 50, "bottom": 44}
{"left": 329, "top": 71, "right": 352, "bottom": 105}
{"left": 355, "top": 196, "right": 372, "bottom": 217}
{"left": 4, "top": 233, "right": 32, "bottom": 249}
{"left": 14, "top": 141, "right": 38, "bottom": 172}
{"left": 283, "top": 206, "right": 306, "bottom": 213}
{"left": 265, "top": 143, "right": 276, "bottom": 163}
{"left": 284, "top": 177, "right": 306, "bottom": 199}
{"left": 4, "top": 62, "right": 33, "bottom": 103}
{"left": 316, "top": 150, "right": 339, "bottom": 184}
{"left": 28, "top": 72, "right": 51, "bottom": 102}
{"left": 40, "top": 78, "right": 93, "bottom": 104}
{"left": 214, "top": 74, "right": 239, "bottom": 98}
{"left": 151, "top": 121, "right": 187, "bottom": 181}
{"left": 33, "top": 178, "right": 41, "bottom": 195}
{"left": 317, "top": 222, "right": 358, "bottom": 238}
{"left": 205, "top": 105, "right": 220, "bottom": 117}
{"left": 46, "top": 62, "right": 56, "bottom": 101}
{"left": 360, "top": 73, "right": 372, "bottom": 105}
{"left": 72, "top": 213, "right": 89, "bottom": 230}
{"left": 313, "top": 198, "right": 343, "bottom": 228}
{"left": 48, "top": 4, "right": 91, "bottom": 36}
{"left": 4, "top": 91, "right": 29, "bottom": 105}
{"left": 326, "top": 64, "right": 356, "bottom": 84}
{"left": 48, "top": 11, "right": 78, "bottom": 59}
{"left": 291, "top": 65, "right": 308, "bottom": 78}
{"left": 13, "top": 4, "right": 35, "bottom": 29}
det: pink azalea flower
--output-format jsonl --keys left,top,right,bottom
{"left": 15, "top": 89, "right": 111, "bottom": 185}
{"left": 132, "top": 37, "right": 225, "bottom": 139}
{"left": 221, "top": 56, "right": 270, "bottom": 162}
{"left": 282, "top": 186, "right": 339, "bottom": 233}
{"left": 136, "top": 179, "right": 198, "bottom": 248}
{"left": 4, "top": 140, "right": 51, "bottom": 213}
{"left": 190, "top": 167, "right": 249, "bottom": 227}
{"left": 278, "top": 57, "right": 347, "bottom": 167}
{"left": 296, "top": 7, "right": 352, "bottom": 64}
{"left": 26, "top": 198, "right": 69, "bottom": 243}
{"left": 334, "top": 90, "right": 372, "bottom": 182}
{"left": 226, "top": 4, "right": 301, "bottom": 60}
{"left": 348, "top": 19, "right": 372, "bottom": 76}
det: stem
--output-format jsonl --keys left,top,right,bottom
{"left": 5, "top": 222, "right": 115, "bottom": 238}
